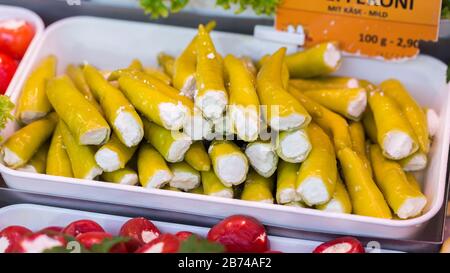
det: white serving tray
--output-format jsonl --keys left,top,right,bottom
{"left": 0, "top": 204, "right": 399, "bottom": 253}
{"left": 0, "top": 5, "right": 45, "bottom": 95}
{"left": 1, "top": 16, "right": 449, "bottom": 240}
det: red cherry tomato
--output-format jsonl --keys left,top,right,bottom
{"left": 13, "top": 233, "right": 66, "bottom": 253}
{"left": 0, "top": 226, "right": 32, "bottom": 253}
{"left": 207, "top": 215, "right": 269, "bottom": 253}
{"left": 135, "top": 234, "right": 180, "bottom": 253}
{"left": 119, "top": 217, "right": 161, "bottom": 251}
{"left": 39, "top": 226, "right": 64, "bottom": 235}
{"left": 76, "top": 232, "right": 127, "bottom": 253}
{"left": 175, "top": 231, "right": 198, "bottom": 241}
{"left": 63, "top": 219, "right": 105, "bottom": 237}
{"left": 0, "top": 52, "right": 18, "bottom": 94}
{"left": 313, "top": 237, "right": 365, "bottom": 254}
{"left": 0, "top": 19, "right": 35, "bottom": 59}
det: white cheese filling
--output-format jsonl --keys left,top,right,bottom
{"left": 16, "top": 165, "right": 38, "bottom": 173}
{"left": 397, "top": 196, "right": 427, "bottom": 219}
{"left": 114, "top": 111, "right": 144, "bottom": 147}
{"left": 322, "top": 243, "right": 352, "bottom": 253}
{"left": 146, "top": 170, "right": 172, "bottom": 189}
{"left": 119, "top": 173, "right": 139, "bottom": 186}
{"left": 347, "top": 91, "right": 367, "bottom": 119}
{"left": 426, "top": 108, "right": 439, "bottom": 138}
{"left": 80, "top": 128, "right": 109, "bottom": 145}
{"left": 270, "top": 114, "right": 305, "bottom": 132}
{"left": 141, "top": 231, "right": 159, "bottom": 244}
{"left": 2, "top": 147, "right": 23, "bottom": 167}
{"left": 20, "top": 111, "right": 46, "bottom": 125}
{"left": 142, "top": 242, "right": 164, "bottom": 253}
{"left": 320, "top": 199, "right": 345, "bottom": 214}
{"left": 277, "top": 130, "right": 311, "bottom": 163}
{"left": 297, "top": 177, "right": 330, "bottom": 206}
{"left": 324, "top": 43, "right": 342, "bottom": 69}
{"left": 183, "top": 109, "right": 213, "bottom": 141}
{"left": 216, "top": 155, "right": 248, "bottom": 186}
{"left": 195, "top": 91, "right": 228, "bottom": 121}
{"left": 167, "top": 138, "right": 192, "bottom": 163}
{"left": 403, "top": 153, "right": 427, "bottom": 172}
{"left": 245, "top": 143, "right": 278, "bottom": 177}
{"left": 383, "top": 131, "right": 415, "bottom": 160}
{"left": 347, "top": 78, "right": 360, "bottom": 89}
{"left": 0, "top": 237, "right": 10, "bottom": 253}
{"left": 231, "top": 106, "right": 259, "bottom": 142}
{"left": 21, "top": 235, "right": 63, "bottom": 253}
{"left": 84, "top": 167, "right": 103, "bottom": 180}
{"left": 277, "top": 188, "right": 296, "bottom": 204}
{"left": 169, "top": 170, "right": 200, "bottom": 191}
{"left": 95, "top": 148, "right": 121, "bottom": 172}
{"left": 180, "top": 75, "right": 196, "bottom": 100}
{"left": 159, "top": 102, "right": 188, "bottom": 131}
{"left": 210, "top": 189, "right": 234, "bottom": 199}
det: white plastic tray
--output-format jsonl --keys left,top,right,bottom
{"left": 1, "top": 16, "right": 449, "bottom": 240}
{"left": 0, "top": 5, "right": 45, "bottom": 95}
{"left": 0, "top": 204, "right": 399, "bottom": 253}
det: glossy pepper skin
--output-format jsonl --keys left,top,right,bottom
{"left": 16, "top": 55, "right": 56, "bottom": 124}
{"left": 17, "top": 142, "right": 48, "bottom": 174}
{"left": 184, "top": 141, "right": 211, "bottom": 172}
{"left": 137, "top": 142, "right": 172, "bottom": 189}
{"left": 142, "top": 119, "right": 192, "bottom": 163}
{"left": 157, "top": 52, "right": 175, "bottom": 78}
{"left": 46, "top": 76, "right": 110, "bottom": 146}
{"left": 349, "top": 121, "right": 372, "bottom": 175}
{"left": 381, "top": 79, "right": 429, "bottom": 153}
{"left": 369, "top": 145, "right": 427, "bottom": 219}
{"left": 207, "top": 215, "right": 269, "bottom": 253}
{"left": 288, "top": 85, "right": 352, "bottom": 151}
{"left": 173, "top": 21, "right": 216, "bottom": 98}
{"left": 337, "top": 147, "right": 392, "bottom": 219}
{"left": 257, "top": 48, "right": 311, "bottom": 132}
{"left": 2, "top": 112, "right": 58, "bottom": 168}
{"left": 285, "top": 42, "right": 342, "bottom": 79}
{"left": 368, "top": 91, "right": 419, "bottom": 160}
{"left": 276, "top": 161, "right": 301, "bottom": 204}
{"left": 224, "top": 54, "right": 260, "bottom": 142}
{"left": 316, "top": 176, "right": 352, "bottom": 214}
{"left": 313, "top": 237, "right": 365, "bottom": 253}
{"left": 59, "top": 120, "right": 103, "bottom": 180}
{"left": 84, "top": 64, "right": 144, "bottom": 147}
{"left": 201, "top": 169, "right": 233, "bottom": 198}
{"left": 118, "top": 76, "right": 188, "bottom": 131}
{"left": 258, "top": 54, "right": 290, "bottom": 90}
{"left": 296, "top": 123, "right": 337, "bottom": 206}
{"left": 46, "top": 122, "right": 74, "bottom": 178}
{"left": 101, "top": 167, "right": 138, "bottom": 185}
{"left": 194, "top": 24, "right": 228, "bottom": 121}
{"left": 66, "top": 64, "right": 103, "bottom": 114}
{"left": 290, "top": 77, "right": 360, "bottom": 91}
{"left": 303, "top": 88, "right": 367, "bottom": 121}
{"left": 241, "top": 171, "right": 275, "bottom": 204}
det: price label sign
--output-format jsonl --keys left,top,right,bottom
{"left": 276, "top": 0, "right": 442, "bottom": 60}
